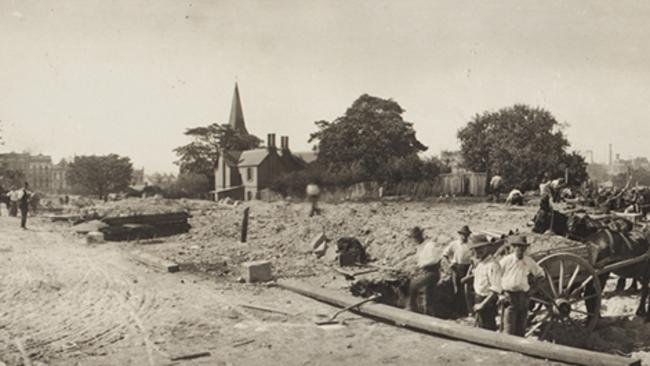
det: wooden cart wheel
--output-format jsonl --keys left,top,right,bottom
{"left": 526, "top": 252, "right": 601, "bottom": 342}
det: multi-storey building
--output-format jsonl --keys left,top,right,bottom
{"left": 0, "top": 152, "right": 70, "bottom": 192}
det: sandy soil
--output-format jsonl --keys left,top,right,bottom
{"left": 127, "top": 198, "right": 650, "bottom": 362}
{"left": 0, "top": 214, "right": 569, "bottom": 366}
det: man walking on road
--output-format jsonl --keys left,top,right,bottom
{"left": 19, "top": 182, "right": 31, "bottom": 229}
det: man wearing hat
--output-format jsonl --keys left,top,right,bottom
{"left": 442, "top": 225, "right": 473, "bottom": 316}
{"left": 407, "top": 235, "right": 444, "bottom": 314}
{"left": 499, "top": 235, "right": 545, "bottom": 336}
{"left": 469, "top": 234, "right": 502, "bottom": 330}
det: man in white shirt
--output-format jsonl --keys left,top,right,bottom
{"left": 499, "top": 235, "right": 545, "bottom": 336}
{"left": 469, "top": 234, "right": 502, "bottom": 331}
{"left": 489, "top": 174, "right": 503, "bottom": 202}
{"left": 442, "top": 225, "right": 473, "bottom": 316}
{"left": 407, "top": 238, "right": 444, "bottom": 314}
{"left": 306, "top": 180, "right": 321, "bottom": 217}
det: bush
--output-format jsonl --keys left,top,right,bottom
{"left": 270, "top": 156, "right": 445, "bottom": 197}
{"left": 162, "top": 173, "right": 210, "bottom": 199}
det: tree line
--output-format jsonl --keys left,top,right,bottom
{"left": 172, "top": 94, "right": 589, "bottom": 198}
{"left": 1, "top": 95, "right": 589, "bottom": 199}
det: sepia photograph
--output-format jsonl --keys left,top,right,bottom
{"left": 1, "top": 1, "right": 650, "bottom": 365}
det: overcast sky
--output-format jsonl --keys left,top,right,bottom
{"left": 1, "top": 0, "right": 649, "bottom": 173}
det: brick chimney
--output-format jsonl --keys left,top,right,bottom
{"left": 280, "top": 136, "right": 289, "bottom": 150}
{"left": 267, "top": 133, "right": 276, "bottom": 151}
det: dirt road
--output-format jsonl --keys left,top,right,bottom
{"left": 0, "top": 215, "right": 566, "bottom": 366}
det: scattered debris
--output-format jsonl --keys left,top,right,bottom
{"left": 316, "top": 294, "right": 381, "bottom": 325}
{"left": 132, "top": 251, "right": 180, "bottom": 273}
{"left": 170, "top": 351, "right": 211, "bottom": 361}
{"left": 232, "top": 339, "right": 255, "bottom": 348}
{"left": 238, "top": 303, "right": 290, "bottom": 316}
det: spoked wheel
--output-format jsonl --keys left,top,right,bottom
{"left": 526, "top": 253, "right": 601, "bottom": 342}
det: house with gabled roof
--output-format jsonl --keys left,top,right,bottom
{"left": 214, "top": 84, "right": 316, "bottom": 200}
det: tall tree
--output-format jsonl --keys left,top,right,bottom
{"left": 67, "top": 154, "right": 133, "bottom": 199}
{"left": 458, "top": 104, "right": 587, "bottom": 190}
{"left": 309, "top": 94, "right": 427, "bottom": 174}
{"left": 173, "top": 123, "right": 262, "bottom": 186}
{"left": 0, "top": 168, "right": 25, "bottom": 190}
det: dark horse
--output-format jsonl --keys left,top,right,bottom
{"left": 531, "top": 197, "right": 650, "bottom": 319}
{"left": 531, "top": 196, "right": 572, "bottom": 237}
{"left": 585, "top": 228, "right": 650, "bottom": 320}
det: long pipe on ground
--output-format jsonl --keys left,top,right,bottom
{"left": 278, "top": 280, "right": 639, "bottom": 366}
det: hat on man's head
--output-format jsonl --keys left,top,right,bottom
{"left": 509, "top": 235, "right": 530, "bottom": 246}
{"left": 458, "top": 225, "right": 472, "bottom": 236}
{"left": 467, "top": 234, "right": 492, "bottom": 249}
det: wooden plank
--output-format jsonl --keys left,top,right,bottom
{"left": 131, "top": 251, "right": 180, "bottom": 273}
{"left": 278, "top": 280, "right": 640, "bottom": 366}
{"left": 612, "top": 212, "right": 643, "bottom": 219}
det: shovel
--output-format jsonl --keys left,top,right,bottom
{"left": 315, "top": 294, "right": 382, "bottom": 325}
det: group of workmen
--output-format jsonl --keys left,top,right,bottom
{"left": 412, "top": 225, "right": 545, "bottom": 336}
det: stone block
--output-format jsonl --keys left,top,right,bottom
{"left": 242, "top": 260, "right": 273, "bottom": 283}
{"left": 86, "top": 231, "right": 105, "bottom": 244}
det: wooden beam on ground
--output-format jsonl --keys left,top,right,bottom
{"left": 278, "top": 280, "right": 640, "bottom": 366}
{"left": 131, "top": 251, "right": 180, "bottom": 273}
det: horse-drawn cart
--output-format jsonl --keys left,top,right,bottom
{"left": 466, "top": 230, "right": 650, "bottom": 342}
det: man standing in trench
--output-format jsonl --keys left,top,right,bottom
{"left": 442, "top": 225, "right": 473, "bottom": 316}
{"left": 499, "top": 235, "right": 545, "bottom": 336}
{"left": 407, "top": 237, "right": 444, "bottom": 314}
{"left": 469, "top": 234, "right": 502, "bottom": 330}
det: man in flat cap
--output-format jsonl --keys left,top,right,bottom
{"left": 468, "top": 234, "right": 502, "bottom": 331}
{"left": 499, "top": 235, "right": 544, "bottom": 336}
{"left": 442, "top": 225, "right": 473, "bottom": 316}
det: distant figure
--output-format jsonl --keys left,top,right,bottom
{"left": 489, "top": 174, "right": 503, "bottom": 202}
{"left": 549, "top": 178, "right": 565, "bottom": 202}
{"left": 505, "top": 189, "right": 524, "bottom": 206}
{"left": 64, "top": 194, "right": 70, "bottom": 205}
{"left": 9, "top": 189, "right": 21, "bottom": 217}
{"left": 306, "top": 180, "right": 321, "bottom": 217}
{"left": 19, "top": 182, "right": 32, "bottom": 229}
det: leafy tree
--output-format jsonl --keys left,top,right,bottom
{"left": 458, "top": 104, "right": 587, "bottom": 191}
{"left": 163, "top": 173, "right": 210, "bottom": 199}
{"left": 586, "top": 163, "right": 609, "bottom": 182}
{"left": 173, "top": 123, "right": 262, "bottom": 186}
{"left": 613, "top": 167, "right": 650, "bottom": 187}
{"left": 67, "top": 154, "right": 133, "bottom": 199}
{"left": 560, "top": 151, "right": 589, "bottom": 186}
{"left": 0, "top": 168, "right": 25, "bottom": 190}
{"left": 309, "top": 94, "right": 427, "bottom": 173}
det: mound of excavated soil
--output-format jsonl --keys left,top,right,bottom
{"left": 126, "top": 198, "right": 650, "bottom": 360}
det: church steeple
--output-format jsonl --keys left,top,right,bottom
{"left": 228, "top": 82, "right": 248, "bottom": 135}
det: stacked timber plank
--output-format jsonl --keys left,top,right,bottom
{"left": 100, "top": 211, "right": 191, "bottom": 241}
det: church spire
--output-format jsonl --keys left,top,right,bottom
{"left": 228, "top": 82, "right": 248, "bottom": 135}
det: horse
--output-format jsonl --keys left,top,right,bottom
{"left": 531, "top": 197, "right": 571, "bottom": 237}
{"left": 584, "top": 228, "right": 650, "bottom": 320}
